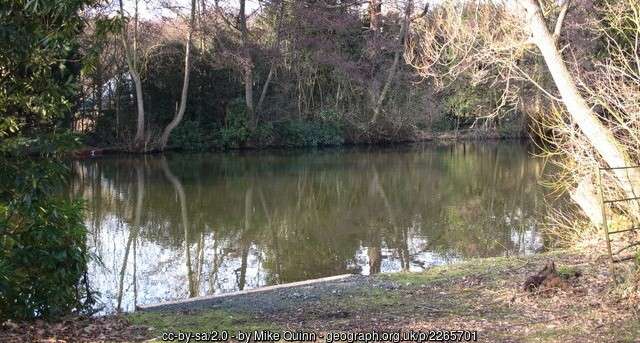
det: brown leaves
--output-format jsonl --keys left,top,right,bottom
{"left": 0, "top": 316, "right": 151, "bottom": 343}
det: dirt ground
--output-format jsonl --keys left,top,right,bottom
{"left": 2, "top": 250, "right": 639, "bottom": 342}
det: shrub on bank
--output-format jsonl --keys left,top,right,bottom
{"left": 167, "top": 103, "right": 346, "bottom": 150}
{"left": 272, "top": 119, "right": 344, "bottom": 147}
{"left": 0, "top": 138, "right": 93, "bottom": 320}
{"left": 169, "top": 120, "right": 217, "bottom": 151}
{"left": 1, "top": 0, "right": 96, "bottom": 321}
{"left": 219, "top": 98, "right": 251, "bottom": 149}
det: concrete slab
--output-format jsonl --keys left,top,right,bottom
{"left": 136, "top": 274, "right": 354, "bottom": 312}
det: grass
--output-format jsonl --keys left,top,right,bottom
{"left": 384, "top": 255, "right": 528, "bottom": 285}
{"left": 122, "top": 250, "right": 638, "bottom": 342}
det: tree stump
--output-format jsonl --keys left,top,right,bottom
{"left": 523, "top": 260, "right": 569, "bottom": 292}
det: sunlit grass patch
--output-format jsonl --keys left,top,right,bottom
{"left": 383, "top": 255, "right": 528, "bottom": 286}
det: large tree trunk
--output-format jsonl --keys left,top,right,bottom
{"left": 159, "top": 0, "right": 197, "bottom": 150}
{"left": 119, "top": 0, "right": 146, "bottom": 151}
{"left": 520, "top": 0, "right": 640, "bottom": 214}
{"left": 131, "top": 72, "right": 145, "bottom": 150}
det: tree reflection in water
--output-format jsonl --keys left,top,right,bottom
{"left": 68, "top": 142, "right": 551, "bottom": 313}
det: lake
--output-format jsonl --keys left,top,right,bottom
{"left": 69, "top": 142, "right": 549, "bottom": 313}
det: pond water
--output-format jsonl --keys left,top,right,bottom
{"left": 69, "top": 142, "right": 550, "bottom": 313}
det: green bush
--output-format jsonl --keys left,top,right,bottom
{"left": 0, "top": 139, "right": 92, "bottom": 320}
{"left": 444, "top": 87, "right": 480, "bottom": 119}
{"left": 165, "top": 105, "right": 346, "bottom": 150}
{"left": 438, "top": 83, "right": 493, "bottom": 131}
{"left": 250, "top": 122, "right": 276, "bottom": 147}
{"left": 219, "top": 98, "right": 250, "bottom": 148}
{"left": 273, "top": 119, "right": 344, "bottom": 147}
{"left": 431, "top": 115, "right": 460, "bottom": 132}
{"left": 273, "top": 120, "right": 307, "bottom": 146}
{"left": 170, "top": 120, "right": 217, "bottom": 151}
{"left": 1, "top": 0, "right": 95, "bottom": 321}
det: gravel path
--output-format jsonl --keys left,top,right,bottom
{"left": 137, "top": 274, "right": 399, "bottom": 314}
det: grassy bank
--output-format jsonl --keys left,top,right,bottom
{"left": 3, "top": 249, "right": 637, "bottom": 342}
{"left": 126, "top": 250, "right": 638, "bottom": 343}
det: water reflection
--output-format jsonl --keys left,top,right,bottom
{"left": 69, "top": 142, "right": 546, "bottom": 313}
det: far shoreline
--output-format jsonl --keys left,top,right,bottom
{"left": 70, "top": 130, "right": 530, "bottom": 159}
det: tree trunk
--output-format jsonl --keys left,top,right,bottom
{"left": 131, "top": 71, "right": 145, "bottom": 150}
{"left": 94, "top": 58, "right": 102, "bottom": 115}
{"left": 255, "top": 0, "right": 286, "bottom": 122}
{"left": 521, "top": 0, "right": 640, "bottom": 212}
{"left": 239, "top": 0, "right": 255, "bottom": 129}
{"left": 571, "top": 176, "right": 603, "bottom": 227}
{"left": 371, "top": 0, "right": 412, "bottom": 123}
{"left": 553, "top": 0, "right": 570, "bottom": 40}
{"left": 256, "top": 67, "right": 274, "bottom": 121}
{"left": 244, "top": 63, "right": 254, "bottom": 127}
{"left": 119, "top": 0, "right": 146, "bottom": 151}
{"left": 159, "top": 0, "right": 197, "bottom": 150}
{"left": 369, "top": 0, "right": 382, "bottom": 32}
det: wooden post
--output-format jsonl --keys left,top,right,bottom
{"left": 597, "top": 167, "right": 617, "bottom": 283}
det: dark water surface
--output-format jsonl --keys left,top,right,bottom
{"left": 70, "top": 142, "right": 549, "bottom": 313}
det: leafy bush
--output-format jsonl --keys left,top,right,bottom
{"left": 219, "top": 98, "right": 250, "bottom": 148}
{"left": 444, "top": 86, "right": 481, "bottom": 119}
{"left": 1, "top": 0, "right": 95, "bottom": 320}
{"left": 273, "top": 120, "right": 307, "bottom": 147}
{"left": 311, "top": 120, "right": 344, "bottom": 146}
{"left": 0, "top": 138, "right": 92, "bottom": 320}
{"left": 169, "top": 120, "right": 217, "bottom": 151}
{"left": 439, "top": 82, "right": 497, "bottom": 131}
{"left": 431, "top": 115, "right": 460, "bottom": 132}
{"left": 274, "top": 119, "right": 344, "bottom": 147}
{"left": 250, "top": 122, "right": 276, "bottom": 147}
{"left": 159, "top": 104, "right": 346, "bottom": 150}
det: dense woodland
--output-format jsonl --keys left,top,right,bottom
{"left": 77, "top": 0, "right": 532, "bottom": 152}
{"left": 2, "top": 0, "right": 640, "bottom": 330}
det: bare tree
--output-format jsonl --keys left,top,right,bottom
{"left": 371, "top": 0, "right": 413, "bottom": 123}
{"left": 255, "top": 0, "right": 286, "bottom": 123}
{"left": 239, "top": 0, "right": 254, "bottom": 127}
{"left": 519, "top": 0, "right": 640, "bottom": 215}
{"left": 118, "top": 0, "right": 147, "bottom": 151}
{"left": 158, "top": 0, "right": 198, "bottom": 150}
{"left": 409, "top": 0, "right": 640, "bottom": 223}
{"left": 213, "top": 0, "right": 257, "bottom": 128}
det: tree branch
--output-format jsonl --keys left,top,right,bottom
{"left": 553, "top": 0, "right": 571, "bottom": 41}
